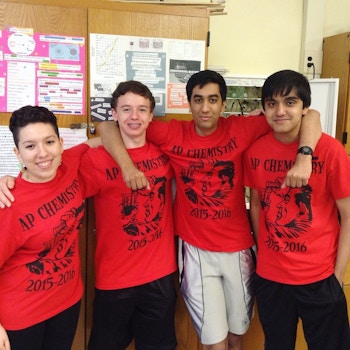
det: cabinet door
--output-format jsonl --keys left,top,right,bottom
{"left": 322, "top": 32, "right": 350, "bottom": 154}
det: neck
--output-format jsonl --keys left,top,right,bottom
{"left": 273, "top": 130, "right": 300, "bottom": 144}
{"left": 122, "top": 135, "right": 147, "bottom": 149}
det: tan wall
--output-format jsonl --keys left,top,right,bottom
{"left": 208, "top": 0, "right": 350, "bottom": 75}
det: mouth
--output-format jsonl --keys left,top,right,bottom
{"left": 128, "top": 122, "right": 141, "bottom": 129}
{"left": 36, "top": 160, "right": 53, "bottom": 169}
{"left": 273, "top": 118, "right": 289, "bottom": 123}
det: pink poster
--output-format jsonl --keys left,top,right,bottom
{"left": 0, "top": 27, "right": 86, "bottom": 114}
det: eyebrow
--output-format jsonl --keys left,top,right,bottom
{"left": 119, "top": 104, "right": 150, "bottom": 108}
{"left": 266, "top": 95, "right": 300, "bottom": 101}
{"left": 192, "top": 94, "right": 219, "bottom": 99}
{"left": 284, "top": 95, "right": 300, "bottom": 100}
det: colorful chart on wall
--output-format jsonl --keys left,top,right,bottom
{"left": 89, "top": 33, "right": 205, "bottom": 120}
{"left": 0, "top": 26, "right": 86, "bottom": 114}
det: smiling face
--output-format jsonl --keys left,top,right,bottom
{"left": 263, "top": 89, "right": 309, "bottom": 143}
{"left": 189, "top": 82, "right": 226, "bottom": 136}
{"left": 15, "top": 122, "right": 63, "bottom": 183}
{"left": 111, "top": 92, "right": 153, "bottom": 148}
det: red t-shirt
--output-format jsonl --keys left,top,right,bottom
{"left": 79, "top": 143, "right": 176, "bottom": 290}
{"left": 0, "top": 144, "right": 88, "bottom": 330}
{"left": 244, "top": 132, "right": 350, "bottom": 284}
{"left": 146, "top": 115, "right": 270, "bottom": 252}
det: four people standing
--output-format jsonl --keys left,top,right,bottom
{"left": 0, "top": 69, "right": 349, "bottom": 350}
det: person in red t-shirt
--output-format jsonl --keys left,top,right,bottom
{"left": 0, "top": 105, "right": 99, "bottom": 350}
{"left": 0, "top": 83, "right": 178, "bottom": 350}
{"left": 244, "top": 70, "right": 350, "bottom": 350}
{"left": 97, "top": 70, "right": 322, "bottom": 350}
{"left": 82, "top": 81, "right": 177, "bottom": 350}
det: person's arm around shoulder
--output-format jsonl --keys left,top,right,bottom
{"left": 98, "top": 121, "right": 149, "bottom": 190}
{"left": 334, "top": 196, "right": 350, "bottom": 287}
{"left": 0, "top": 323, "right": 10, "bottom": 350}
{"left": 284, "top": 109, "right": 321, "bottom": 188}
{"left": 84, "top": 136, "right": 102, "bottom": 148}
{"left": 249, "top": 188, "right": 260, "bottom": 245}
{"left": 0, "top": 176, "right": 15, "bottom": 208}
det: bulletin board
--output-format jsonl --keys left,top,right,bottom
{"left": 0, "top": 26, "right": 86, "bottom": 114}
{"left": 89, "top": 33, "right": 205, "bottom": 120}
{"left": 87, "top": 5, "right": 209, "bottom": 123}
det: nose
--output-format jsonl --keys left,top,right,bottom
{"left": 201, "top": 99, "right": 210, "bottom": 112}
{"left": 38, "top": 144, "right": 49, "bottom": 156}
{"left": 130, "top": 108, "right": 139, "bottom": 118}
{"left": 276, "top": 103, "right": 286, "bottom": 115}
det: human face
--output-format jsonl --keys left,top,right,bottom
{"left": 189, "top": 83, "right": 226, "bottom": 136}
{"left": 264, "top": 90, "right": 309, "bottom": 143}
{"left": 112, "top": 92, "right": 153, "bottom": 148}
{"left": 14, "top": 123, "right": 63, "bottom": 183}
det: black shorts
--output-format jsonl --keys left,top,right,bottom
{"left": 88, "top": 273, "right": 177, "bottom": 350}
{"left": 255, "top": 274, "right": 350, "bottom": 350}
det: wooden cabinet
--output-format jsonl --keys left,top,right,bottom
{"left": 322, "top": 32, "right": 350, "bottom": 154}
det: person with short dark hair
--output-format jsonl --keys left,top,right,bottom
{"left": 244, "top": 69, "right": 350, "bottom": 350}
{"left": 0, "top": 105, "right": 96, "bottom": 350}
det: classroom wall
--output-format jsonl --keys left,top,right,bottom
{"left": 324, "top": 0, "right": 350, "bottom": 37}
{"left": 208, "top": 0, "right": 350, "bottom": 75}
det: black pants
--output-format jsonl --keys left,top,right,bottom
{"left": 7, "top": 300, "right": 81, "bottom": 350}
{"left": 88, "top": 273, "right": 177, "bottom": 350}
{"left": 255, "top": 274, "right": 350, "bottom": 350}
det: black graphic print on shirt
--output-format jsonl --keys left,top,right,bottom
{"left": 261, "top": 177, "right": 312, "bottom": 252}
{"left": 180, "top": 158, "right": 235, "bottom": 207}
{"left": 26, "top": 203, "right": 84, "bottom": 276}
{"left": 121, "top": 175, "right": 166, "bottom": 240}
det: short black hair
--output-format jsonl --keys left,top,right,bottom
{"left": 262, "top": 70, "right": 311, "bottom": 109}
{"left": 9, "top": 105, "right": 59, "bottom": 147}
{"left": 186, "top": 70, "right": 227, "bottom": 102}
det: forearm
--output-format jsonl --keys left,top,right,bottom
{"left": 98, "top": 121, "right": 149, "bottom": 190}
{"left": 85, "top": 136, "right": 102, "bottom": 148}
{"left": 98, "top": 121, "right": 134, "bottom": 171}
{"left": 299, "top": 109, "right": 321, "bottom": 150}
{"left": 284, "top": 109, "right": 321, "bottom": 187}
{"left": 334, "top": 198, "right": 350, "bottom": 284}
{"left": 334, "top": 224, "right": 350, "bottom": 285}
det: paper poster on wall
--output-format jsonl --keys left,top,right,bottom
{"left": 89, "top": 33, "right": 205, "bottom": 120}
{"left": 0, "top": 27, "right": 86, "bottom": 114}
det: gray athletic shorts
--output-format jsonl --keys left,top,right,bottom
{"left": 178, "top": 239, "right": 255, "bottom": 345}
